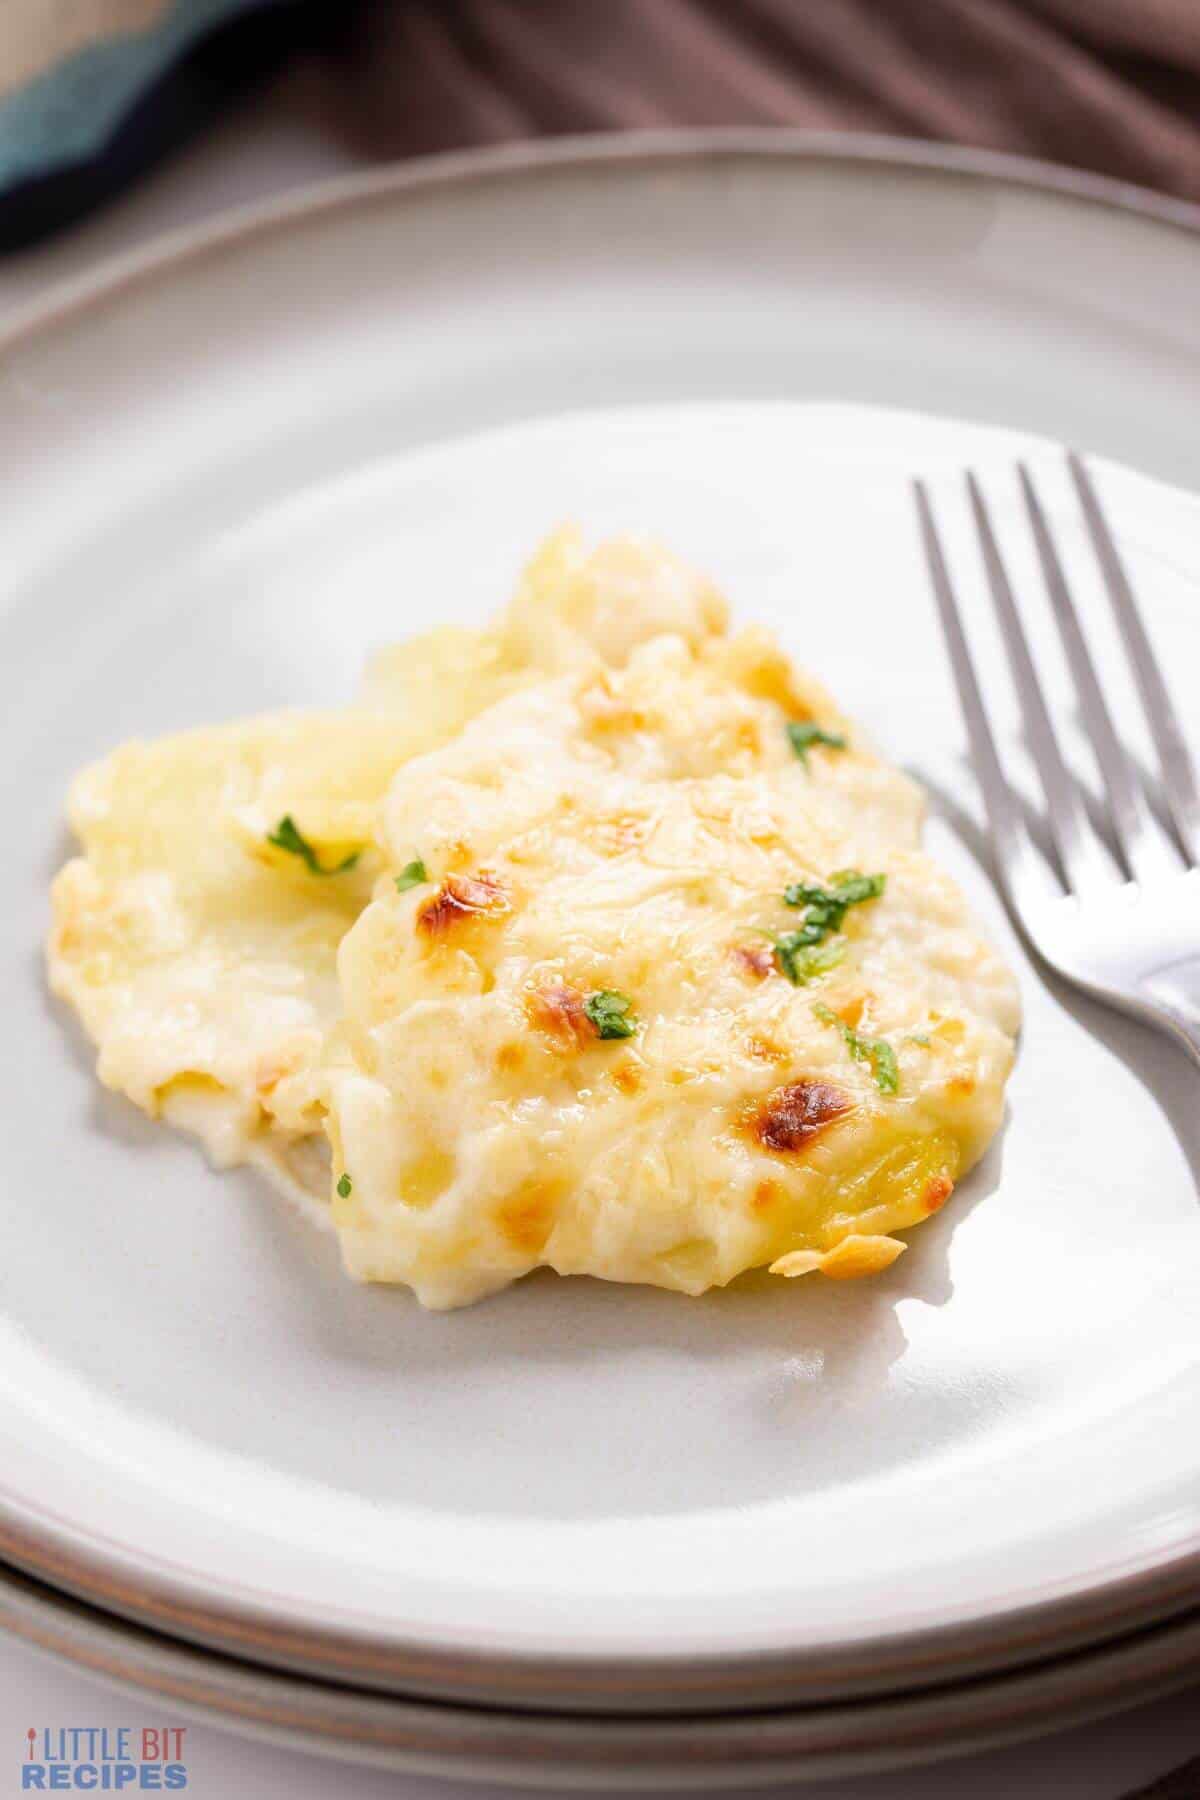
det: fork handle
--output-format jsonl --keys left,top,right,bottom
{"left": 1144, "top": 959, "right": 1200, "bottom": 1068}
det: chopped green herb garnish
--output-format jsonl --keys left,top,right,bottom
{"left": 760, "top": 870, "right": 884, "bottom": 986}
{"left": 336, "top": 1173, "right": 352, "bottom": 1199}
{"left": 814, "top": 1003, "right": 899, "bottom": 1095}
{"left": 772, "top": 934, "right": 845, "bottom": 987}
{"left": 828, "top": 869, "right": 887, "bottom": 905}
{"left": 267, "top": 814, "right": 359, "bottom": 876}
{"left": 866, "top": 1040, "right": 899, "bottom": 1095}
{"left": 584, "top": 989, "right": 638, "bottom": 1040}
{"left": 394, "top": 858, "right": 429, "bottom": 892}
{"left": 781, "top": 870, "right": 886, "bottom": 943}
{"left": 787, "top": 721, "right": 847, "bottom": 765}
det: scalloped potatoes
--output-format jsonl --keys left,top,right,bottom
{"left": 48, "top": 530, "right": 1018, "bottom": 1307}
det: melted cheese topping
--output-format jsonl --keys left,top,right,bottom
{"left": 47, "top": 530, "right": 727, "bottom": 1208}
{"left": 330, "top": 632, "right": 1017, "bottom": 1308}
{"left": 48, "top": 529, "right": 1019, "bottom": 1308}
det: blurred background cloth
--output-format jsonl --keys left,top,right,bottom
{"left": 2, "top": 0, "right": 1199, "bottom": 248}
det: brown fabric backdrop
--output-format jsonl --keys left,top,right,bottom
{"left": 290, "top": 0, "right": 1200, "bottom": 202}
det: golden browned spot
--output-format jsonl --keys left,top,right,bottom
{"left": 751, "top": 1178, "right": 781, "bottom": 1215}
{"left": 745, "top": 1034, "right": 788, "bottom": 1064}
{"left": 751, "top": 1079, "right": 853, "bottom": 1154}
{"left": 923, "top": 1173, "right": 954, "bottom": 1215}
{"left": 734, "top": 718, "right": 760, "bottom": 756}
{"left": 494, "top": 1179, "right": 564, "bottom": 1255}
{"left": 733, "top": 944, "right": 774, "bottom": 981}
{"left": 610, "top": 1060, "right": 643, "bottom": 1095}
{"left": 417, "top": 871, "right": 509, "bottom": 937}
{"left": 947, "top": 1076, "right": 976, "bottom": 1097}
{"left": 525, "top": 984, "right": 596, "bottom": 1050}
{"left": 495, "top": 1041, "right": 526, "bottom": 1073}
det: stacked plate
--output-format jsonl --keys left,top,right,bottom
{"left": 2, "top": 137, "right": 1199, "bottom": 1786}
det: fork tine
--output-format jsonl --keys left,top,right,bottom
{"left": 913, "top": 481, "right": 1041, "bottom": 902}
{"left": 1067, "top": 451, "right": 1200, "bottom": 867}
{"left": 965, "top": 472, "right": 1109, "bottom": 894}
{"left": 1017, "top": 463, "right": 1176, "bottom": 885}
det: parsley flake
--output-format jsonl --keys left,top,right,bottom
{"left": 814, "top": 1002, "right": 899, "bottom": 1095}
{"left": 584, "top": 989, "right": 638, "bottom": 1040}
{"left": 267, "top": 814, "right": 359, "bottom": 877}
{"left": 336, "top": 1173, "right": 352, "bottom": 1199}
{"left": 772, "top": 935, "right": 845, "bottom": 987}
{"left": 787, "top": 721, "right": 847, "bottom": 765}
{"left": 394, "top": 858, "right": 429, "bottom": 892}
{"left": 782, "top": 869, "right": 885, "bottom": 941}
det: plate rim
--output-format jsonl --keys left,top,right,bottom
{"left": 5, "top": 128, "right": 1200, "bottom": 1711}
{"left": 3, "top": 126, "right": 1200, "bottom": 358}
{"left": 4, "top": 1552, "right": 1199, "bottom": 1788}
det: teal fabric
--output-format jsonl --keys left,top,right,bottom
{"left": 0, "top": 0, "right": 264, "bottom": 186}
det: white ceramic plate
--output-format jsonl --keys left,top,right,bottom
{"left": 2, "top": 138, "right": 1199, "bottom": 1714}
{"left": 4, "top": 1555, "right": 1199, "bottom": 1788}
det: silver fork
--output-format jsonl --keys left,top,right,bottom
{"left": 914, "top": 452, "right": 1200, "bottom": 1068}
